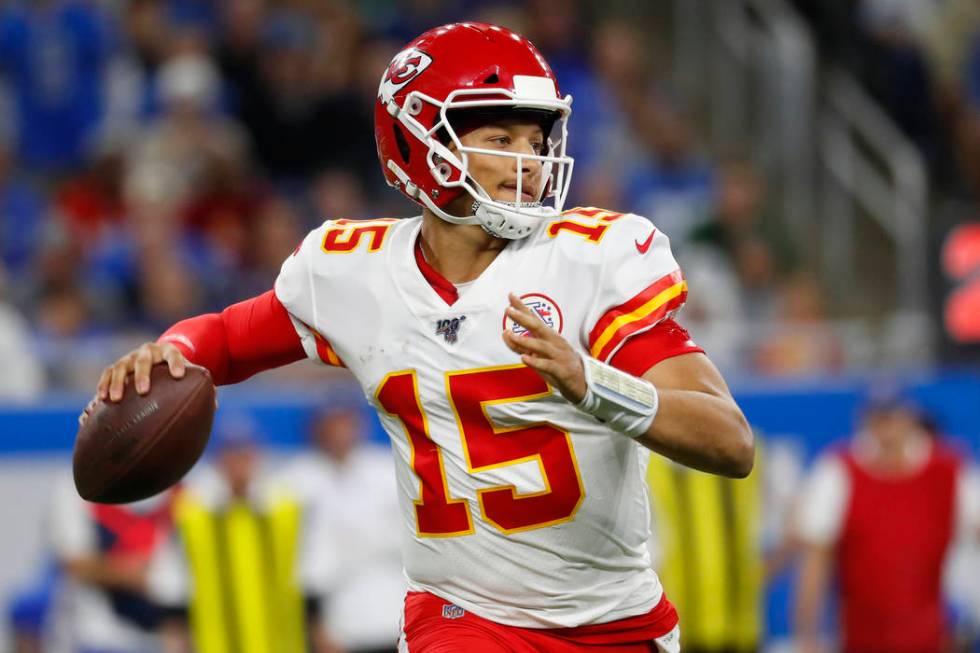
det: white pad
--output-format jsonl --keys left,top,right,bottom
{"left": 575, "top": 354, "right": 659, "bottom": 439}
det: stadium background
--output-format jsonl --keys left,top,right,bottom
{"left": 1, "top": 0, "right": 979, "bottom": 650}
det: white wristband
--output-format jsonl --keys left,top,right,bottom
{"left": 575, "top": 354, "right": 659, "bottom": 439}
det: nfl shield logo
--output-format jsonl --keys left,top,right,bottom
{"left": 441, "top": 604, "right": 465, "bottom": 619}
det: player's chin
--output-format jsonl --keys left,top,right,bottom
{"left": 494, "top": 187, "right": 539, "bottom": 205}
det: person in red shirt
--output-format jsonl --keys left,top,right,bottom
{"left": 794, "top": 389, "right": 980, "bottom": 653}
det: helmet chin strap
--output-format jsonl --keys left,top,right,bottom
{"left": 472, "top": 200, "right": 556, "bottom": 240}
{"left": 392, "top": 158, "right": 556, "bottom": 240}
{"left": 421, "top": 193, "right": 553, "bottom": 240}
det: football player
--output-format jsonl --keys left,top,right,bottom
{"left": 85, "top": 23, "right": 753, "bottom": 652}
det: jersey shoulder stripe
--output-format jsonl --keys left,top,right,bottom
{"left": 588, "top": 269, "right": 688, "bottom": 361}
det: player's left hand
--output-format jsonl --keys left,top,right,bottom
{"left": 502, "top": 293, "right": 587, "bottom": 404}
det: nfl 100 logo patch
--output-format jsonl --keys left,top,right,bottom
{"left": 435, "top": 315, "right": 466, "bottom": 344}
{"left": 503, "top": 293, "right": 564, "bottom": 336}
{"left": 441, "top": 603, "right": 465, "bottom": 619}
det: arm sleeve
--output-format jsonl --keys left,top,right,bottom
{"left": 581, "top": 214, "right": 695, "bottom": 368}
{"left": 158, "top": 290, "right": 306, "bottom": 386}
{"left": 608, "top": 318, "right": 704, "bottom": 377}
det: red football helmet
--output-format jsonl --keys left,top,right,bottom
{"left": 375, "top": 22, "right": 574, "bottom": 239}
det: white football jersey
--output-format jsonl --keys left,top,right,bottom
{"left": 275, "top": 207, "right": 690, "bottom": 628}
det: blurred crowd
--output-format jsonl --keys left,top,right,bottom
{"left": 790, "top": 0, "right": 980, "bottom": 351}
{"left": 0, "top": 0, "right": 877, "bottom": 396}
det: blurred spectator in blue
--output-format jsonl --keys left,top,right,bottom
{"left": 280, "top": 399, "right": 403, "bottom": 653}
{"left": 5, "top": 563, "right": 59, "bottom": 653}
{"left": 0, "top": 130, "right": 47, "bottom": 278}
{"left": 623, "top": 98, "right": 715, "bottom": 246}
{"left": 46, "top": 476, "right": 175, "bottom": 653}
{"left": 0, "top": 0, "right": 115, "bottom": 172}
{"left": 793, "top": 387, "right": 980, "bottom": 653}
{"left": 0, "top": 262, "right": 44, "bottom": 400}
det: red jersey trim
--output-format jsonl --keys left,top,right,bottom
{"left": 588, "top": 270, "right": 688, "bottom": 362}
{"left": 608, "top": 319, "right": 704, "bottom": 377}
{"left": 297, "top": 319, "right": 346, "bottom": 367}
{"left": 414, "top": 237, "right": 459, "bottom": 306}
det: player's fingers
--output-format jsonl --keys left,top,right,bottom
{"left": 508, "top": 330, "right": 556, "bottom": 357}
{"left": 97, "top": 366, "right": 113, "bottom": 400}
{"left": 501, "top": 328, "right": 526, "bottom": 354}
{"left": 133, "top": 347, "right": 154, "bottom": 395}
{"left": 78, "top": 397, "right": 97, "bottom": 427}
{"left": 108, "top": 357, "right": 134, "bottom": 402}
{"left": 161, "top": 345, "right": 186, "bottom": 379}
{"left": 505, "top": 303, "right": 549, "bottom": 339}
{"left": 521, "top": 353, "right": 560, "bottom": 378}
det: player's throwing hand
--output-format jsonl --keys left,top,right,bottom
{"left": 502, "top": 292, "right": 587, "bottom": 403}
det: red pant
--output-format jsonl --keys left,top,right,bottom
{"left": 400, "top": 591, "right": 680, "bottom": 652}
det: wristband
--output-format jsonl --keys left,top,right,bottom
{"left": 575, "top": 353, "right": 659, "bottom": 438}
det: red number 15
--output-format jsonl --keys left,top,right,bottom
{"left": 376, "top": 365, "right": 585, "bottom": 537}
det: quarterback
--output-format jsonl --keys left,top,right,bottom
{"left": 86, "top": 23, "right": 753, "bottom": 652}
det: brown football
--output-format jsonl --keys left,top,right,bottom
{"left": 73, "top": 363, "right": 216, "bottom": 504}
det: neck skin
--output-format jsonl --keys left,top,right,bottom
{"left": 420, "top": 208, "right": 508, "bottom": 284}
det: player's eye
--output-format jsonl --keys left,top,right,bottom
{"left": 489, "top": 135, "right": 511, "bottom": 147}
{"left": 531, "top": 141, "right": 544, "bottom": 154}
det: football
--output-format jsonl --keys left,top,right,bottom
{"left": 73, "top": 363, "right": 216, "bottom": 504}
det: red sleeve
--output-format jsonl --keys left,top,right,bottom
{"left": 608, "top": 319, "right": 704, "bottom": 378}
{"left": 158, "top": 290, "right": 306, "bottom": 385}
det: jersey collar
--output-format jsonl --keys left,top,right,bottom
{"left": 413, "top": 236, "right": 459, "bottom": 306}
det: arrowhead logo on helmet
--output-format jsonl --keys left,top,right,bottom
{"left": 379, "top": 48, "right": 433, "bottom": 103}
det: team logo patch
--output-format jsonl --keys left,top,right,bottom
{"left": 441, "top": 604, "right": 465, "bottom": 619}
{"left": 435, "top": 315, "right": 466, "bottom": 344}
{"left": 503, "top": 293, "right": 564, "bottom": 336}
{"left": 378, "top": 47, "right": 433, "bottom": 103}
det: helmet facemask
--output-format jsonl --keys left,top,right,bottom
{"left": 385, "top": 81, "right": 574, "bottom": 240}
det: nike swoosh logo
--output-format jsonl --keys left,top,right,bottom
{"left": 635, "top": 231, "right": 655, "bottom": 254}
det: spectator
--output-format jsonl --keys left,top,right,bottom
{"left": 622, "top": 99, "right": 715, "bottom": 245}
{"left": 0, "top": 0, "right": 115, "bottom": 171}
{"left": 647, "top": 437, "right": 802, "bottom": 653}
{"left": 280, "top": 400, "right": 403, "bottom": 653}
{"left": 147, "top": 411, "right": 317, "bottom": 653}
{"left": 0, "top": 262, "right": 44, "bottom": 401}
{"left": 127, "top": 52, "right": 249, "bottom": 213}
{"left": 46, "top": 475, "right": 174, "bottom": 653}
{"left": 227, "top": 8, "right": 374, "bottom": 180}
{"left": 753, "top": 274, "right": 843, "bottom": 377}
{"left": 793, "top": 388, "right": 980, "bottom": 653}
{"left": 0, "top": 132, "right": 47, "bottom": 278}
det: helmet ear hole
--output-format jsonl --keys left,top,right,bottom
{"left": 482, "top": 73, "right": 499, "bottom": 84}
{"left": 393, "top": 124, "right": 411, "bottom": 164}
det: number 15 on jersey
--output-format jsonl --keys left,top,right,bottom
{"left": 376, "top": 365, "right": 585, "bottom": 537}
